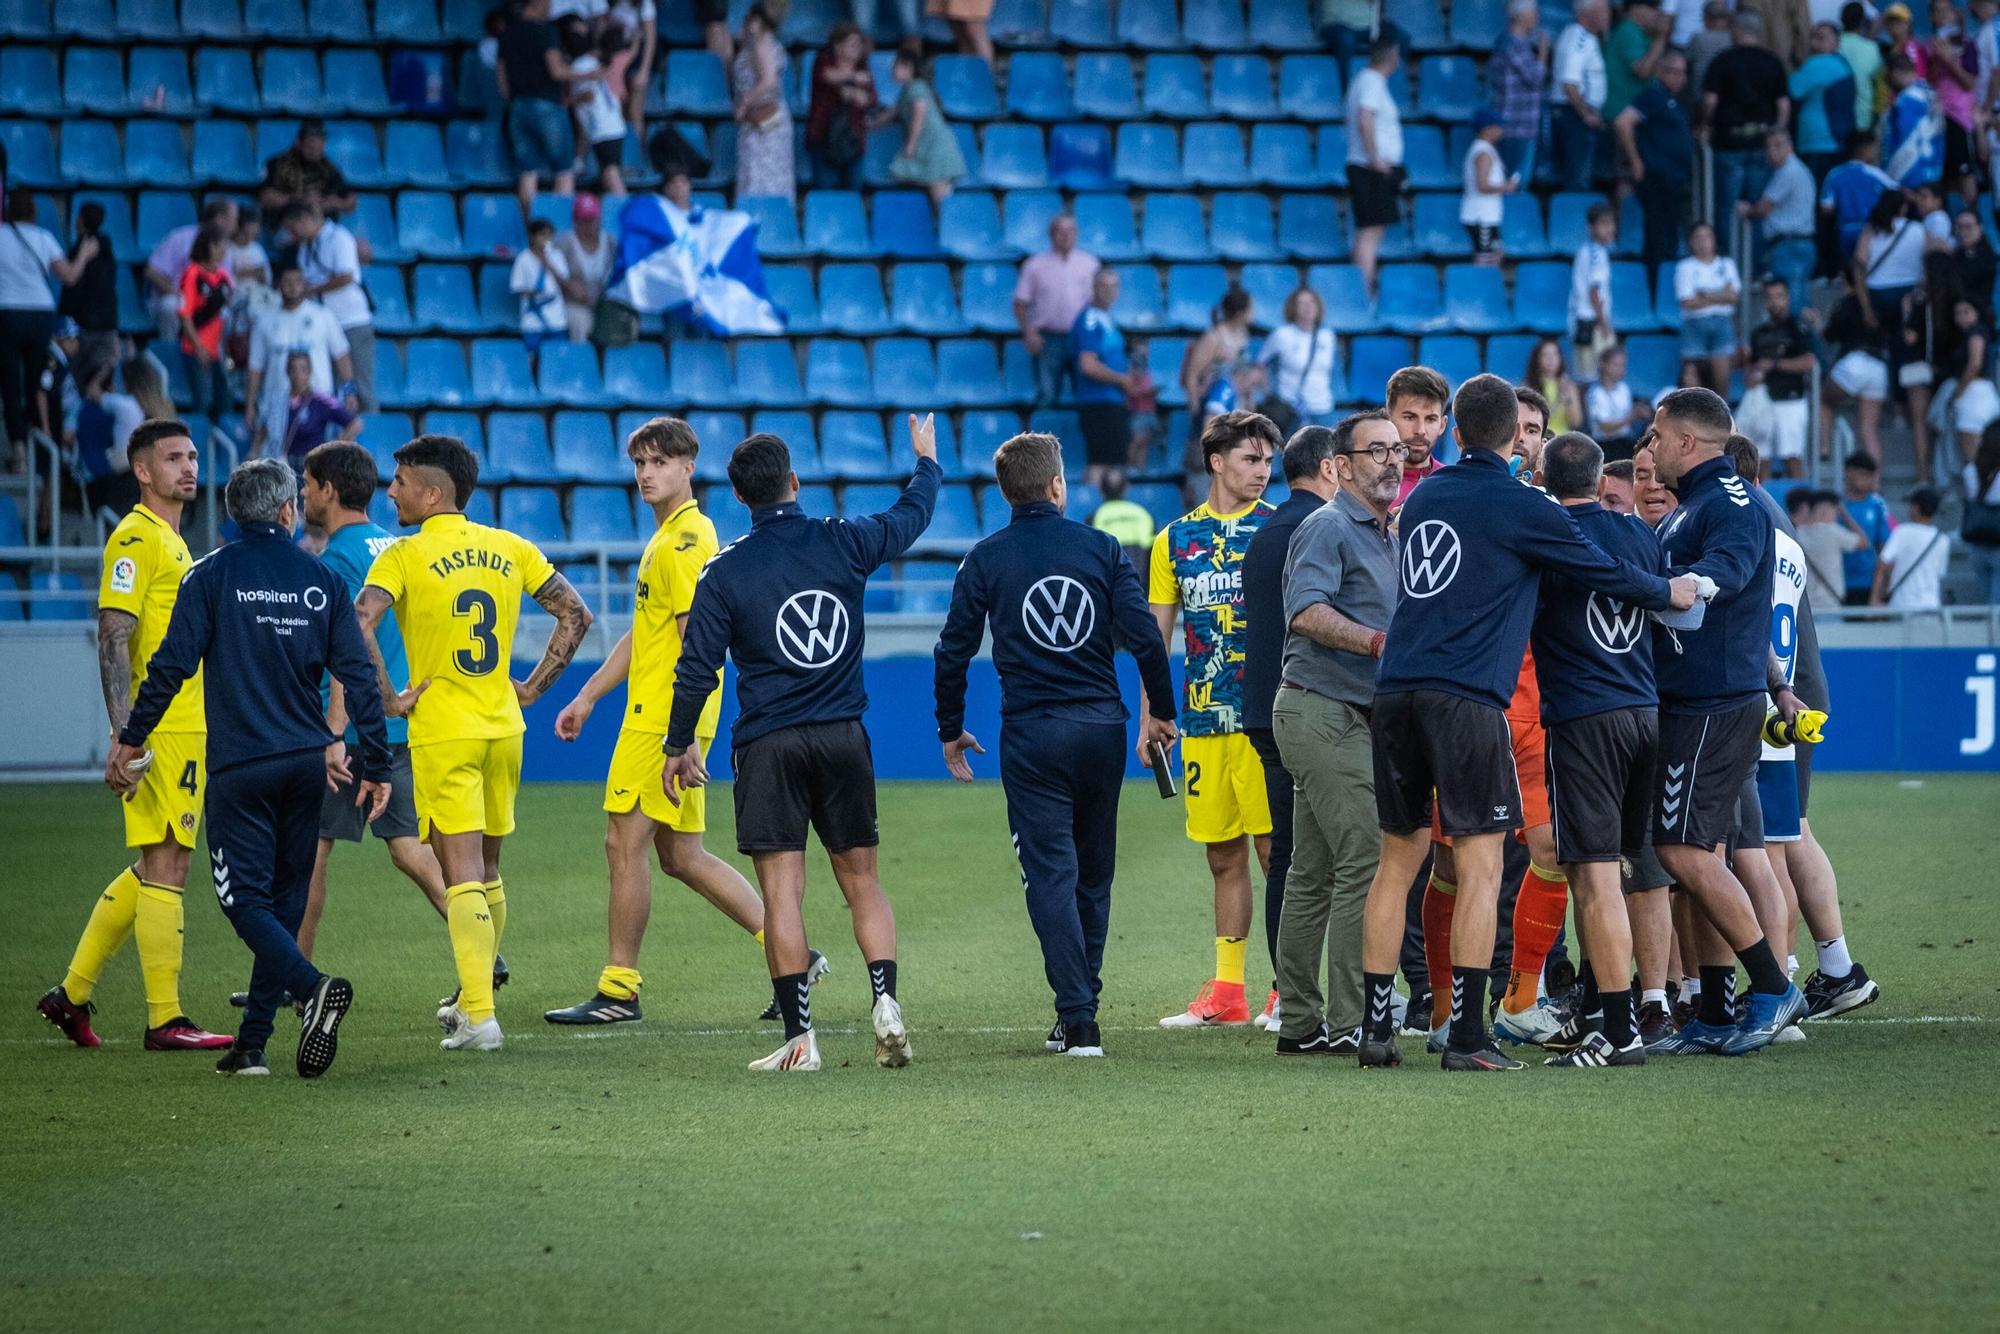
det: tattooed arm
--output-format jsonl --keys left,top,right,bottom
{"left": 96, "top": 609, "right": 138, "bottom": 734}
{"left": 514, "top": 574, "right": 594, "bottom": 708}
{"left": 355, "top": 585, "right": 428, "bottom": 718}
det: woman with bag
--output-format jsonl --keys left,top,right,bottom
{"left": 1964, "top": 423, "right": 2000, "bottom": 603}
{"left": 806, "top": 23, "right": 876, "bottom": 191}
{"left": 1255, "top": 287, "right": 1338, "bottom": 432}
{"left": 731, "top": 4, "right": 794, "bottom": 204}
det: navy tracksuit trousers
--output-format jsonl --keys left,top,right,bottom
{"left": 207, "top": 749, "right": 326, "bottom": 1051}
{"left": 1000, "top": 718, "right": 1126, "bottom": 1024}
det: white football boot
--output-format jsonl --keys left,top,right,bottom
{"left": 872, "top": 994, "right": 911, "bottom": 1068}
{"left": 749, "top": 1029, "right": 821, "bottom": 1072}
{"left": 440, "top": 1015, "right": 503, "bottom": 1051}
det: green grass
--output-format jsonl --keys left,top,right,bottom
{"left": 3, "top": 774, "right": 1998, "bottom": 1332}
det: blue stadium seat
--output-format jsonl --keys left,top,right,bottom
{"left": 570, "top": 486, "right": 637, "bottom": 543}
{"left": 1501, "top": 194, "right": 1551, "bottom": 258}
{"left": 261, "top": 49, "right": 327, "bottom": 115}
{"left": 375, "top": 0, "right": 441, "bottom": 42}
{"left": 125, "top": 122, "right": 192, "bottom": 188}
{"left": 1186, "top": 0, "right": 1248, "bottom": 46}
{"left": 1004, "top": 189, "right": 1064, "bottom": 254}
{"left": 1443, "top": 264, "right": 1510, "bottom": 334}
{"left": 1279, "top": 195, "right": 1347, "bottom": 260}
{"left": 1451, "top": 0, "right": 1506, "bottom": 46}
{"left": 749, "top": 410, "right": 819, "bottom": 476}
{"left": 839, "top": 483, "right": 900, "bottom": 519}
{"left": 754, "top": 264, "right": 814, "bottom": 335}
{"left": 1402, "top": 126, "right": 1454, "bottom": 191}
{"left": 778, "top": 0, "right": 838, "bottom": 43}
{"left": 1239, "top": 263, "right": 1299, "bottom": 331}
{"left": 1049, "top": 0, "right": 1112, "bottom": 45}
{"left": 672, "top": 341, "right": 733, "bottom": 406}
{"left": 924, "top": 483, "right": 983, "bottom": 546}
{"left": 1167, "top": 264, "right": 1228, "bottom": 331}
{"left": 1654, "top": 265, "right": 1683, "bottom": 330}
{"left": 1548, "top": 192, "right": 1605, "bottom": 256}
{"left": 500, "top": 487, "right": 566, "bottom": 545}
{"left": 980, "top": 124, "right": 1048, "bottom": 189}
{"left": 1118, "top": 0, "right": 1181, "bottom": 47}
{"left": 959, "top": 410, "right": 1020, "bottom": 473}
{"left": 1278, "top": 55, "right": 1341, "bottom": 120}
{"left": 1211, "top": 54, "right": 1275, "bottom": 119}
{"left": 1072, "top": 53, "right": 1138, "bottom": 118}
{"left": 324, "top": 121, "right": 383, "bottom": 188}
{"left": 1617, "top": 191, "right": 1643, "bottom": 258}
{"left": 403, "top": 338, "right": 470, "bottom": 406}
{"left": 192, "top": 122, "right": 256, "bottom": 186}
{"left": 1512, "top": 261, "right": 1571, "bottom": 334}
{"left": 114, "top": 265, "right": 147, "bottom": 334}
{"left": 1402, "top": 3, "right": 1448, "bottom": 49}
{"left": 368, "top": 264, "right": 415, "bottom": 334}
{"left": 820, "top": 411, "right": 890, "bottom": 478}
{"left": 871, "top": 338, "right": 935, "bottom": 406}
{"left": 932, "top": 336, "right": 1000, "bottom": 404}
{"left": 63, "top": 49, "right": 125, "bottom": 114}
{"left": 1251, "top": 0, "right": 1316, "bottom": 48}
{"left": 1142, "top": 194, "right": 1212, "bottom": 261}
{"left": 356, "top": 412, "right": 412, "bottom": 476}
{"left": 601, "top": 344, "right": 667, "bottom": 407}
{"left": 463, "top": 489, "right": 497, "bottom": 527}
{"left": 1000, "top": 340, "right": 1037, "bottom": 402}
{"left": 1250, "top": 124, "right": 1315, "bottom": 187}
{"left": 736, "top": 339, "right": 809, "bottom": 406}
{"left": 254, "top": 118, "right": 301, "bottom": 170}
{"left": 934, "top": 53, "right": 999, "bottom": 118}
{"left": 325, "top": 50, "right": 393, "bottom": 115}
{"left": 134, "top": 190, "right": 192, "bottom": 254}
{"left": 445, "top": 120, "right": 510, "bottom": 187}
{"left": 803, "top": 191, "right": 870, "bottom": 258}
{"left": 818, "top": 263, "right": 893, "bottom": 335}
{"left": 741, "top": 194, "right": 804, "bottom": 258}
{"left": 367, "top": 341, "right": 406, "bottom": 407}
{"left": 940, "top": 193, "right": 1014, "bottom": 261}
{"left": 685, "top": 411, "right": 746, "bottom": 479}
{"left": 891, "top": 263, "right": 969, "bottom": 335}
{"left": 1308, "top": 264, "right": 1373, "bottom": 333}
{"left": 1347, "top": 336, "right": 1415, "bottom": 404}
{"left": 872, "top": 191, "right": 941, "bottom": 256}
{"left": 1112, "top": 263, "right": 1166, "bottom": 330}
{"left": 1144, "top": 337, "right": 1189, "bottom": 405}
{"left": 664, "top": 51, "right": 731, "bottom": 115}
{"left": 1126, "top": 481, "right": 1181, "bottom": 527}
{"left": 1143, "top": 55, "right": 1207, "bottom": 118}
{"left": 184, "top": 0, "right": 244, "bottom": 38}
{"left": 539, "top": 343, "right": 613, "bottom": 407}
{"left": 1612, "top": 261, "right": 1662, "bottom": 330}
{"left": 1312, "top": 126, "right": 1350, "bottom": 189}
{"left": 60, "top": 122, "right": 122, "bottom": 188}
{"left": 553, "top": 413, "right": 627, "bottom": 483}
{"left": 114, "top": 0, "right": 174, "bottom": 36}
{"left": 1417, "top": 56, "right": 1479, "bottom": 121}
{"left": 384, "top": 123, "right": 451, "bottom": 190}
{"left": 1054, "top": 193, "right": 1131, "bottom": 263}
{"left": 55, "top": 0, "right": 114, "bottom": 36}
{"left": 0, "top": 0, "right": 48, "bottom": 34}
{"left": 396, "top": 191, "right": 461, "bottom": 259}
{"left": 1211, "top": 192, "right": 1276, "bottom": 261}
{"left": 27, "top": 570, "right": 88, "bottom": 622}
{"left": 483, "top": 413, "right": 557, "bottom": 483}
{"left": 1049, "top": 122, "right": 1113, "bottom": 189}
{"left": 245, "top": 0, "right": 307, "bottom": 36}
{"left": 463, "top": 193, "right": 525, "bottom": 256}
{"left": 961, "top": 263, "right": 1018, "bottom": 334}
{"left": 307, "top": 0, "right": 366, "bottom": 39}
{"left": 988, "top": 0, "right": 1051, "bottom": 43}
{"left": 471, "top": 338, "right": 538, "bottom": 407}
{"left": 807, "top": 339, "right": 873, "bottom": 406}
{"left": 128, "top": 47, "right": 191, "bottom": 115}
{"left": 1625, "top": 334, "right": 1680, "bottom": 399}
{"left": 70, "top": 192, "right": 133, "bottom": 255}
{"left": 1183, "top": 122, "right": 1249, "bottom": 187}
{"left": 194, "top": 49, "right": 259, "bottom": 113}
{"left": 1413, "top": 194, "right": 1469, "bottom": 258}
{"left": 467, "top": 263, "right": 512, "bottom": 330}
{"left": 1418, "top": 335, "right": 1482, "bottom": 390}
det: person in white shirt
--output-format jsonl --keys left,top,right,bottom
{"left": 284, "top": 200, "right": 375, "bottom": 410}
{"left": 1460, "top": 107, "right": 1518, "bottom": 264}
{"left": 511, "top": 217, "right": 575, "bottom": 351}
{"left": 245, "top": 265, "right": 354, "bottom": 456}
{"left": 1675, "top": 221, "right": 1741, "bottom": 394}
{"left": 0, "top": 194, "right": 96, "bottom": 456}
{"left": 1255, "top": 287, "right": 1338, "bottom": 427}
{"left": 1871, "top": 486, "right": 1952, "bottom": 608}
{"left": 571, "top": 27, "right": 634, "bottom": 196}
{"left": 1570, "top": 201, "right": 1617, "bottom": 376}
{"left": 1585, "top": 341, "right": 1652, "bottom": 458}
{"left": 555, "top": 195, "right": 619, "bottom": 343}
{"left": 1548, "top": 0, "right": 1611, "bottom": 193}
{"left": 1344, "top": 36, "right": 1405, "bottom": 298}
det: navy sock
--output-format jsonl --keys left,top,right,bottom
{"left": 1363, "top": 971, "right": 1397, "bottom": 1042}
{"left": 775, "top": 971, "right": 811, "bottom": 1039}
{"left": 868, "top": 958, "right": 897, "bottom": 1002}
{"left": 1736, "top": 936, "right": 1788, "bottom": 995}
{"left": 1601, "top": 988, "right": 1635, "bottom": 1048}
{"left": 1698, "top": 965, "right": 1734, "bottom": 1026}
{"left": 1449, "top": 966, "right": 1489, "bottom": 1051}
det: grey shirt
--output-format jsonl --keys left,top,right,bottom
{"left": 1280, "top": 487, "right": 1399, "bottom": 707}
{"left": 1761, "top": 154, "right": 1817, "bottom": 240}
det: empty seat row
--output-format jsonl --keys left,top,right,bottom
{"left": 0, "top": 47, "right": 402, "bottom": 119}
{"left": 12, "top": 0, "right": 467, "bottom": 43}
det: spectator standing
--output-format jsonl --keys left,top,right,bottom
{"left": 1586, "top": 342, "right": 1652, "bottom": 457}
{"left": 1014, "top": 216, "right": 1098, "bottom": 409}
{"left": 805, "top": 23, "right": 876, "bottom": 191}
{"left": 500, "top": 0, "right": 580, "bottom": 217}
{"left": 1882, "top": 2, "right": 1923, "bottom": 66}
{"left": 144, "top": 198, "right": 237, "bottom": 346}
{"left": 1677, "top": 222, "right": 1741, "bottom": 393}
{"left": 928, "top": 0, "right": 995, "bottom": 64}
{"left": 1616, "top": 48, "right": 1696, "bottom": 280}
{"left": 1953, "top": 208, "right": 1997, "bottom": 305}
{"left": 1929, "top": 294, "right": 2000, "bottom": 467}
{"left": 732, "top": 4, "right": 795, "bottom": 204}
{"left": 1460, "top": 108, "right": 1517, "bottom": 266}
{"left": 1345, "top": 36, "right": 1406, "bottom": 297}
{"left": 1256, "top": 287, "right": 1339, "bottom": 429}
{"left": 1745, "top": 274, "right": 1817, "bottom": 474}
{"left": 1071, "top": 270, "right": 1135, "bottom": 490}
{"left": 1851, "top": 189, "right": 1926, "bottom": 395}
{"left": 511, "top": 217, "right": 573, "bottom": 352}
{"left": 58, "top": 200, "right": 119, "bottom": 382}
{"left": 1703, "top": 12, "right": 1793, "bottom": 255}
{"left": 1181, "top": 288, "right": 1255, "bottom": 441}
{"left": 245, "top": 266, "right": 353, "bottom": 459}
{"left": 0, "top": 195, "right": 92, "bottom": 457}
{"left": 177, "top": 232, "right": 233, "bottom": 422}
{"left": 1525, "top": 335, "right": 1585, "bottom": 434}
{"left": 1685, "top": 0, "right": 1736, "bottom": 96}
{"left": 275, "top": 349, "right": 360, "bottom": 471}
{"left": 882, "top": 39, "right": 967, "bottom": 205}
{"left": 607, "top": 0, "right": 658, "bottom": 139}
{"left": 1819, "top": 275, "right": 1893, "bottom": 461}
{"left": 1790, "top": 22, "right": 1858, "bottom": 179}
{"left": 1492, "top": 0, "right": 1550, "bottom": 182}
{"left": 1790, "top": 488, "right": 1868, "bottom": 606}
{"left": 555, "top": 194, "right": 617, "bottom": 344}
{"left": 256, "top": 121, "right": 356, "bottom": 237}
{"left": 570, "top": 28, "right": 635, "bottom": 196}
{"left": 1840, "top": 451, "right": 1894, "bottom": 601}
{"left": 1924, "top": 0, "right": 1981, "bottom": 205}
{"left": 1975, "top": 0, "right": 2000, "bottom": 126}
{"left": 1743, "top": 0, "right": 1812, "bottom": 67}
{"left": 1871, "top": 486, "right": 1951, "bottom": 606}
{"left": 1571, "top": 202, "right": 1617, "bottom": 377}
{"left": 1125, "top": 341, "right": 1160, "bottom": 466}
{"left": 1740, "top": 129, "right": 1819, "bottom": 309}
{"left": 286, "top": 202, "right": 374, "bottom": 411}
{"left": 1838, "top": 3, "right": 1883, "bottom": 131}
{"left": 1090, "top": 469, "right": 1156, "bottom": 571}
{"left": 1548, "top": 0, "right": 1611, "bottom": 193}
{"left": 1319, "top": 0, "right": 1403, "bottom": 82}
{"left": 1882, "top": 51, "right": 1945, "bottom": 188}
{"left": 1963, "top": 427, "right": 2000, "bottom": 602}
{"left": 1819, "top": 131, "right": 1896, "bottom": 259}
{"left": 1604, "top": 0, "right": 1671, "bottom": 123}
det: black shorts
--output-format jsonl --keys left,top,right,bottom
{"left": 1725, "top": 768, "right": 1764, "bottom": 853}
{"left": 1546, "top": 706, "right": 1658, "bottom": 864}
{"left": 1348, "top": 164, "right": 1403, "bottom": 229}
{"left": 1372, "top": 689, "right": 1522, "bottom": 838}
{"left": 591, "top": 137, "right": 624, "bottom": 173}
{"left": 1620, "top": 828, "right": 1671, "bottom": 894}
{"left": 691, "top": 0, "right": 727, "bottom": 21}
{"left": 1653, "top": 698, "right": 1766, "bottom": 849}
{"left": 319, "top": 742, "right": 420, "bottom": 842}
{"left": 732, "top": 719, "right": 880, "bottom": 855}
{"left": 1077, "top": 401, "right": 1131, "bottom": 467}
{"left": 1466, "top": 222, "right": 1500, "bottom": 256}
{"left": 1944, "top": 118, "right": 1978, "bottom": 182}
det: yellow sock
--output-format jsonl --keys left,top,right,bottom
{"left": 133, "top": 880, "right": 187, "bottom": 1027}
{"left": 446, "top": 882, "right": 497, "bottom": 1022}
{"left": 62, "top": 867, "right": 142, "bottom": 1003}
{"left": 483, "top": 878, "right": 506, "bottom": 956}
{"left": 753, "top": 929, "right": 765, "bottom": 946}
{"left": 597, "top": 965, "right": 642, "bottom": 1001}
{"left": 1215, "top": 935, "right": 1247, "bottom": 987}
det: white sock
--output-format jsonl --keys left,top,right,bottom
{"left": 1815, "top": 935, "right": 1854, "bottom": 979}
{"left": 1642, "top": 987, "right": 1668, "bottom": 1008}
{"left": 1682, "top": 974, "right": 1701, "bottom": 998}
{"left": 1786, "top": 953, "right": 1799, "bottom": 978}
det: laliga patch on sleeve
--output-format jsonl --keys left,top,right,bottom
{"left": 110, "top": 557, "right": 137, "bottom": 595}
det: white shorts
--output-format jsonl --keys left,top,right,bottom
{"left": 1768, "top": 398, "right": 1809, "bottom": 461}
{"left": 1954, "top": 378, "right": 2000, "bottom": 434}
{"left": 1831, "top": 352, "right": 1888, "bottom": 401}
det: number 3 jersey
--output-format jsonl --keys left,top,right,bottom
{"left": 364, "top": 513, "right": 555, "bottom": 745}
{"left": 1149, "top": 499, "right": 1273, "bottom": 736}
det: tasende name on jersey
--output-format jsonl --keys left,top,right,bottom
{"left": 1177, "top": 567, "right": 1241, "bottom": 609}
{"left": 425, "top": 547, "right": 516, "bottom": 580}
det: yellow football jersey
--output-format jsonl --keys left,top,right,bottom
{"left": 99, "top": 503, "right": 204, "bottom": 734}
{"left": 623, "top": 498, "right": 722, "bottom": 736}
{"left": 364, "top": 513, "right": 556, "bottom": 745}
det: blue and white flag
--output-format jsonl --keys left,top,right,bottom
{"left": 606, "top": 194, "right": 787, "bottom": 336}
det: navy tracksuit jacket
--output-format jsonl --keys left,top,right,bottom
{"left": 1652, "top": 456, "right": 1776, "bottom": 715}
{"left": 933, "top": 501, "right": 1176, "bottom": 1023}
{"left": 1532, "top": 501, "right": 1667, "bottom": 724}
{"left": 122, "top": 521, "right": 390, "bottom": 1050}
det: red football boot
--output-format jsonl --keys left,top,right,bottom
{"left": 143, "top": 1017, "right": 235, "bottom": 1051}
{"left": 37, "top": 986, "right": 101, "bottom": 1048}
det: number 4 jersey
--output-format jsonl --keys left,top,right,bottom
{"left": 364, "top": 513, "right": 556, "bottom": 745}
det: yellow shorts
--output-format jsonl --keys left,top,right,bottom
{"left": 603, "top": 727, "right": 709, "bottom": 833}
{"left": 124, "top": 730, "right": 205, "bottom": 849}
{"left": 1181, "top": 732, "right": 1273, "bottom": 844}
{"left": 411, "top": 734, "right": 523, "bottom": 839}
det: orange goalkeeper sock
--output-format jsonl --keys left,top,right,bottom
{"left": 1502, "top": 862, "right": 1569, "bottom": 1014}
{"left": 1422, "top": 874, "right": 1456, "bottom": 1030}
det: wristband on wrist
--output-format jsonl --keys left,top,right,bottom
{"left": 1368, "top": 631, "right": 1387, "bottom": 660}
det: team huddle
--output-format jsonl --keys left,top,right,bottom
{"left": 34, "top": 365, "right": 1879, "bottom": 1077}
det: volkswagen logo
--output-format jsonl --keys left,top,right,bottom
{"left": 1585, "top": 592, "right": 1645, "bottom": 655}
{"left": 775, "top": 590, "right": 850, "bottom": 669}
{"left": 1021, "top": 575, "right": 1095, "bottom": 653}
{"left": 1401, "top": 520, "right": 1461, "bottom": 599}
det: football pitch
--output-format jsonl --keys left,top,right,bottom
{"left": 2, "top": 774, "right": 1996, "bottom": 1332}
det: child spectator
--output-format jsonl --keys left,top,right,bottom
{"left": 276, "top": 349, "right": 360, "bottom": 471}
{"left": 571, "top": 26, "right": 634, "bottom": 195}
{"left": 510, "top": 217, "right": 574, "bottom": 351}
{"left": 1872, "top": 485, "right": 1952, "bottom": 607}
{"left": 1841, "top": 452, "right": 1896, "bottom": 604}
{"left": 1586, "top": 342, "right": 1651, "bottom": 460}
{"left": 178, "top": 232, "right": 233, "bottom": 421}
{"left": 1460, "top": 108, "right": 1516, "bottom": 265}
{"left": 1675, "top": 221, "right": 1740, "bottom": 395}
{"left": 879, "top": 38, "right": 966, "bottom": 205}
{"left": 1790, "top": 488, "right": 1868, "bottom": 608}
{"left": 1570, "top": 202, "right": 1616, "bottom": 377}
